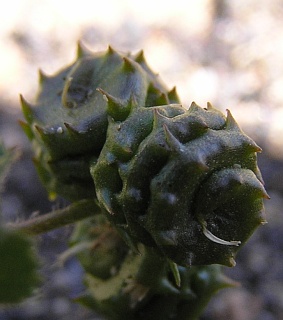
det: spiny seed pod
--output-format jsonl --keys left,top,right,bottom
{"left": 72, "top": 216, "right": 235, "bottom": 320}
{"left": 91, "top": 100, "right": 269, "bottom": 266}
{"left": 20, "top": 44, "right": 180, "bottom": 200}
{"left": 21, "top": 45, "right": 268, "bottom": 267}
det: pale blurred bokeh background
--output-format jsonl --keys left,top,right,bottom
{"left": 1, "top": 0, "right": 283, "bottom": 158}
{"left": 0, "top": 1, "right": 283, "bottom": 319}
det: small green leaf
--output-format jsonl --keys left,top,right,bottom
{"left": 0, "top": 227, "right": 40, "bottom": 303}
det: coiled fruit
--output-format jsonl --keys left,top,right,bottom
{"left": 20, "top": 44, "right": 179, "bottom": 201}
{"left": 21, "top": 44, "right": 268, "bottom": 267}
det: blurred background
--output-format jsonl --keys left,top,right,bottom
{"left": 0, "top": 0, "right": 282, "bottom": 319}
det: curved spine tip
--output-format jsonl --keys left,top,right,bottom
{"left": 122, "top": 146, "right": 133, "bottom": 155}
{"left": 76, "top": 41, "right": 84, "bottom": 57}
{"left": 163, "top": 124, "right": 182, "bottom": 151}
{"left": 196, "top": 154, "right": 209, "bottom": 171}
{"left": 168, "top": 86, "right": 180, "bottom": 103}
{"left": 134, "top": 50, "right": 145, "bottom": 63}
{"left": 191, "top": 101, "right": 198, "bottom": 107}
{"left": 260, "top": 219, "right": 268, "bottom": 225}
{"left": 76, "top": 41, "right": 92, "bottom": 58}
{"left": 225, "top": 109, "right": 241, "bottom": 132}
{"left": 64, "top": 122, "right": 79, "bottom": 135}
{"left": 244, "top": 138, "right": 262, "bottom": 153}
{"left": 252, "top": 143, "right": 262, "bottom": 153}
{"left": 228, "top": 257, "right": 237, "bottom": 267}
{"left": 20, "top": 94, "right": 34, "bottom": 123}
{"left": 100, "top": 190, "right": 116, "bottom": 215}
{"left": 34, "top": 125, "right": 47, "bottom": 140}
{"left": 147, "top": 82, "right": 163, "bottom": 98}
{"left": 107, "top": 45, "right": 116, "bottom": 55}
{"left": 168, "top": 86, "right": 177, "bottom": 94}
{"left": 122, "top": 56, "right": 137, "bottom": 73}
{"left": 97, "top": 88, "right": 131, "bottom": 121}
{"left": 157, "top": 93, "right": 170, "bottom": 105}
{"left": 189, "top": 101, "right": 203, "bottom": 113}
{"left": 262, "top": 189, "right": 271, "bottom": 200}
{"left": 97, "top": 88, "right": 122, "bottom": 106}
{"left": 38, "top": 69, "right": 49, "bottom": 84}
{"left": 207, "top": 102, "right": 214, "bottom": 110}
{"left": 153, "top": 108, "right": 169, "bottom": 129}
{"left": 19, "top": 120, "right": 34, "bottom": 140}
{"left": 201, "top": 221, "right": 241, "bottom": 246}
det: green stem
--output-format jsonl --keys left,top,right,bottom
{"left": 7, "top": 199, "right": 101, "bottom": 236}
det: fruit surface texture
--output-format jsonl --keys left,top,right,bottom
{"left": 21, "top": 45, "right": 268, "bottom": 267}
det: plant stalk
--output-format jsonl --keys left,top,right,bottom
{"left": 7, "top": 199, "right": 101, "bottom": 236}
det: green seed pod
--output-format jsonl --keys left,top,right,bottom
{"left": 20, "top": 44, "right": 179, "bottom": 200}
{"left": 91, "top": 101, "right": 269, "bottom": 267}
{"left": 21, "top": 45, "right": 268, "bottom": 267}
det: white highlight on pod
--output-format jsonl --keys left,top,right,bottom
{"left": 201, "top": 221, "right": 241, "bottom": 246}
{"left": 57, "top": 127, "right": 63, "bottom": 134}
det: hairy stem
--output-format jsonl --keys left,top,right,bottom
{"left": 7, "top": 199, "right": 101, "bottom": 236}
